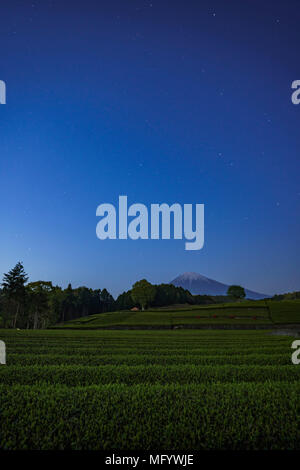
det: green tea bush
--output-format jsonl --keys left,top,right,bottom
{"left": 0, "top": 383, "right": 299, "bottom": 450}
{"left": 0, "top": 329, "right": 299, "bottom": 450}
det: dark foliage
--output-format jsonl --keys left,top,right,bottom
{"left": 0, "top": 262, "right": 115, "bottom": 329}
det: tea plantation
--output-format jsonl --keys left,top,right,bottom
{"left": 0, "top": 329, "right": 300, "bottom": 450}
{"left": 53, "top": 300, "right": 300, "bottom": 328}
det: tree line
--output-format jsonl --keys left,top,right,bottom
{"left": 0, "top": 262, "right": 114, "bottom": 329}
{"left": 271, "top": 291, "right": 300, "bottom": 301}
{"left": 0, "top": 264, "right": 196, "bottom": 328}
{"left": 117, "top": 282, "right": 247, "bottom": 310}
{"left": 116, "top": 279, "right": 195, "bottom": 311}
{"left": 0, "top": 262, "right": 249, "bottom": 329}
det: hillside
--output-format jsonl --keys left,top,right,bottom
{"left": 52, "top": 300, "right": 300, "bottom": 329}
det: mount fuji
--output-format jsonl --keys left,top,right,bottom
{"left": 170, "top": 272, "right": 268, "bottom": 300}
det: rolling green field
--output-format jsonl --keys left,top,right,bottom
{"left": 0, "top": 328, "right": 300, "bottom": 450}
{"left": 53, "top": 300, "right": 300, "bottom": 328}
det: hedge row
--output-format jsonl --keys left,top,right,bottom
{"left": 1, "top": 382, "right": 299, "bottom": 450}
{"left": 0, "top": 364, "right": 299, "bottom": 386}
{"left": 7, "top": 352, "right": 292, "bottom": 366}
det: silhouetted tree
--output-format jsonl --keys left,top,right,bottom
{"left": 131, "top": 279, "right": 156, "bottom": 310}
{"left": 26, "top": 281, "right": 53, "bottom": 329}
{"left": 2, "top": 262, "right": 28, "bottom": 328}
{"left": 227, "top": 285, "right": 246, "bottom": 300}
{"left": 115, "top": 290, "right": 134, "bottom": 310}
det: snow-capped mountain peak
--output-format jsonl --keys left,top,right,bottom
{"left": 170, "top": 272, "right": 268, "bottom": 300}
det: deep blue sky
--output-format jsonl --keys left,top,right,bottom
{"left": 0, "top": 0, "right": 300, "bottom": 297}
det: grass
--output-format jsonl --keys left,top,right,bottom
{"left": 268, "top": 300, "right": 300, "bottom": 323}
{"left": 0, "top": 328, "right": 299, "bottom": 450}
{"left": 52, "top": 300, "right": 300, "bottom": 329}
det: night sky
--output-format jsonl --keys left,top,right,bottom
{"left": 0, "top": 0, "right": 300, "bottom": 297}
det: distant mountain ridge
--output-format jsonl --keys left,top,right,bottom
{"left": 170, "top": 272, "right": 268, "bottom": 300}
